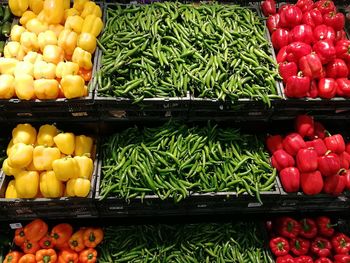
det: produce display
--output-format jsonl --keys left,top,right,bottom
{"left": 98, "top": 2, "right": 279, "bottom": 104}
{"left": 100, "top": 121, "right": 276, "bottom": 202}
{"left": 3, "top": 219, "right": 103, "bottom": 263}
{"left": 267, "top": 216, "right": 350, "bottom": 263}
{"left": 0, "top": 0, "right": 103, "bottom": 100}
{"left": 2, "top": 123, "right": 95, "bottom": 198}
{"left": 99, "top": 222, "right": 273, "bottom": 263}
{"left": 0, "top": 5, "right": 13, "bottom": 54}
{"left": 262, "top": 0, "right": 350, "bottom": 99}
{"left": 267, "top": 115, "right": 350, "bottom": 195}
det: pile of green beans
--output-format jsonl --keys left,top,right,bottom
{"left": 99, "top": 222, "right": 274, "bottom": 263}
{"left": 97, "top": 2, "right": 279, "bottom": 104}
{"left": 100, "top": 122, "right": 276, "bottom": 202}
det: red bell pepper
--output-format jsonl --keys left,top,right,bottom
{"left": 311, "top": 237, "right": 332, "bottom": 257}
{"left": 314, "top": 0, "right": 336, "bottom": 15}
{"left": 332, "top": 233, "right": 350, "bottom": 254}
{"left": 39, "top": 234, "right": 56, "bottom": 249}
{"left": 283, "top": 133, "right": 307, "bottom": 156}
{"left": 295, "top": 255, "right": 313, "bottom": 263}
{"left": 318, "top": 78, "right": 338, "bottom": 99}
{"left": 313, "top": 40, "right": 336, "bottom": 65}
{"left": 272, "top": 29, "right": 290, "bottom": 50}
{"left": 324, "top": 12, "right": 345, "bottom": 32}
{"left": 302, "top": 9, "right": 324, "bottom": 28}
{"left": 324, "top": 134, "right": 346, "bottom": 153}
{"left": 313, "top": 25, "right": 336, "bottom": 43}
{"left": 272, "top": 149, "right": 296, "bottom": 171}
{"left": 277, "top": 46, "right": 289, "bottom": 63}
{"left": 318, "top": 151, "right": 341, "bottom": 176}
{"left": 314, "top": 258, "right": 333, "bottom": 263}
{"left": 309, "top": 80, "right": 319, "bottom": 98}
{"left": 261, "top": 0, "right": 276, "bottom": 17}
{"left": 337, "top": 78, "right": 350, "bottom": 97}
{"left": 278, "top": 4, "right": 293, "bottom": 15}
{"left": 279, "top": 5, "right": 303, "bottom": 29}
{"left": 326, "top": 59, "right": 349, "bottom": 78}
{"left": 285, "top": 74, "right": 310, "bottom": 98}
{"left": 313, "top": 121, "right": 326, "bottom": 139}
{"left": 296, "top": 148, "right": 318, "bottom": 172}
{"left": 290, "top": 237, "right": 310, "bottom": 256}
{"left": 324, "top": 174, "right": 340, "bottom": 194}
{"left": 266, "top": 134, "right": 284, "bottom": 153}
{"left": 333, "top": 175, "right": 346, "bottom": 196}
{"left": 295, "top": 114, "right": 314, "bottom": 138}
{"left": 277, "top": 217, "right": 301, "bottom": 239}
{"left": 296, "top": 0, "right": 314, "bottom": 12}
{"left": 339, "top": 151, "right": 350, "bottom": 169}
{"left": 301, "top": 171, "right": 324, "bottom": 195}
{"left": 279, "top": 61, "right": 298, "bottom": 83}
{"left": 316, "top": 216, "right": 335, "bottom": 237}
{"left": 299, "top": 53, "right": 324, "bottom": 79}
{"left": 348, "top": 61, "right": 350, "bottom": 78}
{"left": 335, "top": 30, "right": 348, "bottom": 42}
{"left": 286, "top": 42, "right": 312, "bottom": 62}
{"left": 335, "top": 40, "right": 350, "bottom": 63}
{"left": 289, "top": 24, "right": 314, "bottom": 45}
{"left": 270, "top": 237, "right": 290, "bottom": 256}
{"left": 334, "top": 254, "right": 350, "bottom": 263}
{"left": 277, "top": 255, "right": 296, "bottom": 263}
{"left": 344, "top": 170, "right": 350, "bottom": 190}
{"left": 267, "top": 14, "right": 280, "bottom": 34}
{"left": 307, "top": 139, "right": 327, "bottom": 156}
{"left": 299, "top": 218, "right": 318, "bottom": 239}
{"left": 280, "top": 167, "right": 300, "bottom": 193}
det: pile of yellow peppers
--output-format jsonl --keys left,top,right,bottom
{"left": 2, "top": 123, "right": 95, "bottom": 198}
{"left": 0, "top": 0, "right": 103, "bottom": 100}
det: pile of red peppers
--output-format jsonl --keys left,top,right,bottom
{"left": 268, "top": 216, "right": 350, "bottom": 263}
{"left": 261, "top": 0, "right": 350, "bottom": 98}
{"left": 267, "top": 114, "right": 350, "bottom": 195}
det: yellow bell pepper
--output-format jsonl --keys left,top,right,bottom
{"left": 77, "top": 32, "right": 96, "bottom": 54}
{"left": 52, "top": 156, "right": 79, "bottom": 181}
{"left": 7, "top": 140, "right": 14, "bottom": 156}
{"left": 43, "top": 0, "right": 64, "bottom": 24}
{"left": 63, "top": 0, "right": 70, "bottom": 9}
{"left": 56, "top": 61, "right": 79, "bottom": 78}
{"left": 37, "top": 124, "right": 58, "bottom": 146}
{"left": 4, "top": 42, "right": 25, "bottom": 60}
{"left": 20, "top": 11, "right": 36, "bottom": 26}
{"left": 72, "top": 47, "right": 92, "bottom": 70}
{"left": 24, "top": 51, "right": 43, "bottom": 64}
{"left": 14, "top": 61, "right": 34, "bottom": 77}
{"left": 64, "top": 8, "right": 80, "bottom": 21}
{"left": 12, "top": 123, "right": 37, "bottom": 145}
{"left": 8, "top": 143, "right": 34, "bottom": 168}
{"left": 9, "top": 0, "right": 29, "bottom": 17}
{"left": 58, "top": 29, "right": 77, "bottom": 56}
{"left": 0, "top": 74, "right": 15, "bottom": 99}
{"left": 26, "top": 161, "right": 37, "bottom": 171}
{"left": 0, "top": 58, "right": 18, "bottom": 75}
{"left": 34, "top": 79, "right": 59, "bottom": 100}
{"left": 53, "top": 132, "right": 75, "bottom": 155}
{"left": 74, "top": 135, "right": 93, "bottom": 156}
{"left": 48, "top": 24, "right": 64, "bottom": 38}
{"left": 66, "top": 177, "right": 90, "bottom": 197}
{"left": 15, "top": 170, "right": 39, "bottom": 198}
{"left": 20, "top": 31, "right": 39, "bottom": 53}
{"left": 39, "top": 171, "right": 64, "bottom": 198}
{"left": 81, "top": 14, "right": 103, "bottom": 37}
{"left": 43, "top": 45, "right": 64, "bottom": 65}
{"left": 29, "top": 0, "right": 44, "bottom": 14}
{"left": 10, "top": 25, "right": 26, "bottom": 42}
{"left": 81, "top": 2, "right": 102, "bottom": 19}
{"left": 33, "top": 145, "right": 60, "bottom": 170}
{"left": 2, "top": 159, "right": 23, "bottom": 176}
{"left": 74, "top": 155, "right": 93, "bottom": 180}
{"left": 34, "top": 61, "right": 56, "bottom": 79}
{"left": 14, "top": 74, "right": 35, "bottom": 100}
{"left": 73, "top": 0, "right": 89, "bottom": 12}
{"left": 38, "top": 30, "right": 57, "bottom": 52}
{"left": 61, "top": 75, "right": 86, "bottom": 99}
{"left": 25, "top": 18, "right": 48, "bottom": 35}
{"left": 5, "top": 180, "right": 19, "bottom": 198}
{"left": 64, "top": 15, "right": 84, "bottom": 34}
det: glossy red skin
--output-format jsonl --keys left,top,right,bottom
{"left": 332, "top": 233, "right": 350, "bottom": 255}
{"left": 313, "top": 121, "right": 326, "bottom": 139}
{"left": 289, "top": 24, "right": 314, "bottom": 45}
{"left": 280, "top": 167, "right": 300, "bottom": 193}
{"left": 313, "top": 25, "right": 336, "bottom": 42}
{"left": 283, "top": 133, "right": 307, "bottom": 156}
{"left": 336, "top": 78, "right": 350, "bottom": 97}
{"left": 295, "top": 255, "right": 313, "bottom": 263}
{"left": 318, "top": 153, "right": 341, "bottom": 177}
{"left": 296, "top": 0, "right": 314, "bottom": 12}
{"left": 266, "top": 134, "right": 284, "bottom": 153}
{"left": 277, "top": 217, "right": 302, "bottom": 239}
{"left": 267, "top": 14, "right": 280, "bottom": 33}
{"left": 344, "top": 170, "right": 350, "bottom": 190}
{"left": 326, "top": 59, "right": 349, "bottom": 78}
{"left": 295, "top": 114, "right": 314, "bottom": 138}
{"left": 286, "top": 42, "right": 312, "bottom": 62}
{"left": 309, "top": 80, "right": 318, "bottom": 98}
{"left": 270, "top": 237, "right": 290, "bottom": 257}
{"left": 261, "top": 0, "right": 277, "bottom": 16}
{"left": 316, "top": 216, "right": 335, "bottom": 237}
{"left": 299, "top": 53, "right": 323, "bottom": 79}
{"left": 339, "top": 151, "right": 350, "bottom": 169}
{"left": 299, "top": 218, "right": 318, "bottom": 239}
{"left": 335, "top": 30, "right": 347, "bottom": 42}
{"left": 296, "top": 148, "right": 318, "bottom": 172}
{"left": 301, "top": 171, "right": 324, "bottom": 195}
{"left": 277, "top": 46, "right": 289, "bottom": 63}
{"left": 280, "top": 5, "right": 303, "bottom": 28}
{"left": 335, "top": 40, "right": 350, "bottom": 63}
{"left": 348, "top": 61, "right": 350, "bottom": 78}
{"left": 314, "top": 258, "right": 333, "bottom": 263}
{"left": 334, "top": 254, "right": 350, "bottom": 263}
{"left": 272, "top": 28, "right": 290, "bottom": 50}
{"left": 324, "top": 174, "right": 340, "bottom": 194}
{"left": 324, "top": 134, "right": 346, "bottom": 153}
{"left": 314, "top": 40, "right": 336, "bottom": 65}
{"left": 314, "top": 0, "right": 336, "bottom": 15}
{"left": 332, "top": 175, "right": 346, "bottom": 196}
{"left": 279, "top": 61, "right": 298, "bottom": 83}
{"left": 302, "top": 9, "right": 323, "bottom": 28}
{"left": 318, "top": 78, "right": 338, "bottom": 99}
{"left": 290, "top": 237, "right": 310, "bottom": 256}
{"left": 307, "top": 138, "right": 327, "bottom": 156}
{"left": 276, "top": 255, "right": 295, "bottom": 263}
{"left": 285, "top": 74, "right": 310, "bottom": 98}
{"left": 271, "top": 149, "right": 295, "bottom": 171}
{"left": 323, "top": 12, "right": 345, "bottom": 32}
{"left": 311, "top": 237, "right": 332, "bottom": 257}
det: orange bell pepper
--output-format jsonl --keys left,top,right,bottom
{"left": 58, "top": 29, "right": 77, "bottom": 56}
{"left": 43, "top": 45, "right": 64, "bottom": 65}
{"left": 78, "top": 68, "right": 92, "bottom": 82}
{"left": 58, "top": 249, "right": 78, "bottom": 263}
{"left": 69, "top": 229, "right": 85, "bottom": 252}
{"left": 14, "top": 228, "right": 26, "bottom": 246}
{"left": 34, "top": 79, "right": 60, "bottom": 100}
{"left": 83, "top": 228, "right": 103, "bottom": 248}
{"left": 18, "top": 254, "right": 36, "bottom": 263}
{"left": 35, "top": 249, "right": 57, "bottom": 263}
{"left": 14, "top": 74, "right": 35, "bottom": 101}
{"left": 43, "top": 0, "right": 64, "bottom": 24}
{"left": 51, "top": 223, "right": 73, "bottom": 248}
{"left": 39, "top": 234, "right": 56, "bottom": 249}
{"left": 4, "top": 251, "right": 23, "bottom": 263}
{"left": 78, "top": 248, "right": 97, "bottom": 263}
{"left": 22, "top": 240, "right": 40, "bottom": 254}
{"left": 24, "top": 219, "right": 48, "bottom": 242}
